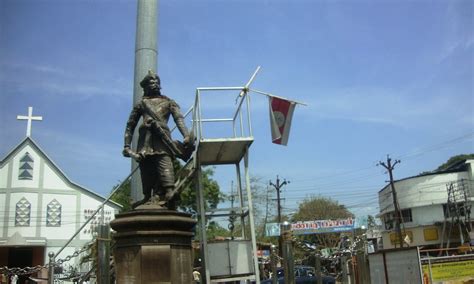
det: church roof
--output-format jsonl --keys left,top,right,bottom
{"left": 0, "top": 137, "right": 122, "bottom": 209}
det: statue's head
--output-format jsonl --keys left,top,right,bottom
{"left": 140, "top": 70, "right": 161, "bottom": 96}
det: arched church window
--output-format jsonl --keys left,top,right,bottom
{"left": 15, "top": 197, "right": 31, "bottom": 226}
{"left": 46, "top": 199, "right": 62, "bottom": 227}
{"left": 18, "top": 152, "right": 34, "bottom": 180}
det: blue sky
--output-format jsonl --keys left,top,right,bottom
{"left": 1, "top": 0, "right": 473, "bottom": 219}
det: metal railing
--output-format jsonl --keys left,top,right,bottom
{"left": 419, "top": 247, "right": 474, "bottom": 284}
{"left": 193, "top": 67, "right": 260, "bottom": 144}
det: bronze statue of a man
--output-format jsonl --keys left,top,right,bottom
{"left": 123, "top": 71, "right": 192, "bottom": 209}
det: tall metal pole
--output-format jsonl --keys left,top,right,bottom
{"left": 341, "top": 255, "right": 349, "bottom": 284}
{"left": 270, "top": 175, "right": 289, "bottom": 256}
{"left": 244, "top": 146, "right": 261, "bottom": 283}
{"left": 270, "top": 245, "right": 278, "bottom": 284}
{"left": 315, "top": 255, "right": 323, "bottom": 284}
{"left": 379, "top": 155, "right": 404, "bottom": 248}
{"left": 281, "top": 221, "right": 295, "bottom": 284}
{"left": 196, "top": 154, "right": 211, "bottom": 284}
{"left": 131, "top": 0, "right": 158, "bottom": 202}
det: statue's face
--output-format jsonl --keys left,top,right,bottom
{"left": 145, "top": 76, "right": 160, "bottom": 93}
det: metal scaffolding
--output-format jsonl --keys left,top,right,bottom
{"left": 439, "top": 179, "right": 472, "bottom": 251}
{"left": 192, "top": 67, "right": 261, "bottom": 283}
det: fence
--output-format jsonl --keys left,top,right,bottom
{"left": 419, "top": 247, "right": 474, "bottom": 284}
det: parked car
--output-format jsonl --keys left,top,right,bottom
{"left": 261, "top": 266, "right": 336, "bottom": 284}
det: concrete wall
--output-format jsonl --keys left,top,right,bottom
{"left": 379, "top": 171, "right": 469, "bottom": 216}
{"left": 382, "top": 226, "right": 443, "bottom": 249}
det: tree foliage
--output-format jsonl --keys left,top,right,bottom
{"left": 291, "top": 196, "right": 354, "bottom": 248}
{"left": 110, "top": 162, "right": 223, "bottom": 214}
{"left": 435, "top": 153, "right": 474, "bottom": 172}
{"left": 367, "top": 215, "right": 377, "bottom": 229}
{"left": 203, "top": 221, "right": 231, "bottom": 240}
{"left": 420, "top": 153, "right": 474, "bottom": 175}
{"left": 110, "top": 179, "right": 132, "bottom": 213}
{"left": 248, "top": 176, "right": 273, "bottom": 237}
{"left": 225, "top": 176, "right": 282, "bottom": 243}
{"left": 178, "top": 166, "right": 223, "bottom": 214}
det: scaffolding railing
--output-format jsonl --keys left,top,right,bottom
{"left": 193, "top": 67, "right": 259, "bottom": 143}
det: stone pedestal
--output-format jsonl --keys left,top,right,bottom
{"left": 110, "top": 208, "right": 196, "bottom": 284}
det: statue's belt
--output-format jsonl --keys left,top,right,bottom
{"left": 144, "top": 118, "right": 169, "bottom": 130}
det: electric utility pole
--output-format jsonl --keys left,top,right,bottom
{"left": 270, "top": 175, "right": 289, "bottom": 256}
{"left": 378, "top": 155, "right": 404, "bottom": 248}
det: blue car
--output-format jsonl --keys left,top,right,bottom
{"left": 261, "top": 266, "right": 336, "bottom": 284}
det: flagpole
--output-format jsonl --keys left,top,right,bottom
{"left": 250, "top": 89, "right": 308, "bottom": 106}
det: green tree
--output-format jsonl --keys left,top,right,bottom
{"left": 367, "top": 214, "right": 378, "bottom": 229}
{"left": 224, "top": 176, "right": 278, "bottom": 243}
{"left": 110, "top": 179, "right": 132, "bottom": 213}
{"left": 203, "top": 221, "right": 232, "bottom": 240}
{"left": 420, "top": 154, "right": 474, "bottom": 175}
{"left": 248, "top": 176, "right": 273, "bottom": 238}
{"left": 110, "top": 162, "right": 223, "bottom": 214}
{"left": 291, "top": 196, "right": 354, "bottom": 248}
{"left": 435, "top": 154, "right": 474, "bottom": 172}
{"left": 178, "top": 166, "right": 224, "bottom": 214}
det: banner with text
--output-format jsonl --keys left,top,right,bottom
{"left": 291, "top": 218, "right": 355, "bottom": 235}
{"left": 265, "top": 218, "right": 355, "bottom": 236}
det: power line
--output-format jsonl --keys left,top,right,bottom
{"left": 398, "top": 132, "right": 474, "bottom": 160}
{"left": 261, "top": 131, "right": 474, "bottom": 186}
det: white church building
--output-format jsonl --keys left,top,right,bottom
{"left": 0, "top": 109, "right": 121, "bottom": 279}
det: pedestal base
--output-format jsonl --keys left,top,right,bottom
{"left": 110, "top": 209, "right": 196, "bottom": 284}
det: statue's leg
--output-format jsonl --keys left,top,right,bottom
{"left": 139, "top": 160, "right": 156, "bottom": 204}
{"left": 157, "top": 155, "right": 176, "bottom": 209}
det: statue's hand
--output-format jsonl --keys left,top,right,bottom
{"left": 183, "top": 135, "right": 190, "bottom": 145}
{"left": 123, "top": 147, "right": 143, "bottom": 162}
{"left": 130, "top": 152, "right": 143, "bottom": 162}
{"left": 183, "top": 132, "right": 195, "bottom": 145}
{"left": 122, "top": 147, "right": 132, "bottom": 158}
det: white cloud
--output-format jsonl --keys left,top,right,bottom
{"left": 1, "top": 61, "right": 132, "bottom": 101}
{"left": 34, "top": 81, "right": 130, "bottom": 101}
{"left": 1, "top": 61, "right": 66, "bottom": 76}
{"left": 296, "top": 86, "right": 473, "bottom": 129}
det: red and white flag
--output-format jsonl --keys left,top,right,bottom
{"left": 269, "top": 96, "right": 296, "bottom": 146}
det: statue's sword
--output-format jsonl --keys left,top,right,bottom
{"left": 141, "top": 99, "right": 185, "bottom": 158}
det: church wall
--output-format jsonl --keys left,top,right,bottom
{"left": 43, "top": 163, "right": 72, "bottom": 191}
{"left": 8, "top": 192, "right": 39, "bottom": 237}
{"left": 42, "top": 193, "right": 78, "bottom": 240}
{"left": 0, "top": 164, "right": 8, "bottom": 188}
{"left": 10, "top": 145, "right": 41, "bottom": 189}
{"left": 0, "top": 193, "right": 5, "bottom": 237}
{"left": 79, "top": 194, "right": 117, "bottom": 240}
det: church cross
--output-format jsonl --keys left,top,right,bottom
{"left": 17, "top": 106, "right": 43, "bottom": 137}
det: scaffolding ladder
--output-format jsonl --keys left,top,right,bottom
{"left": 439, "top": 179, "right": 472, "bottom": 253}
